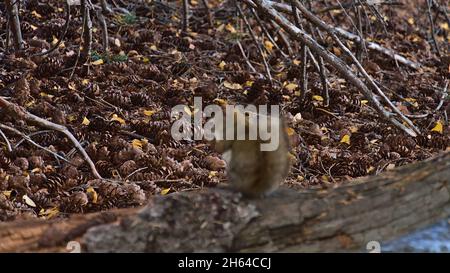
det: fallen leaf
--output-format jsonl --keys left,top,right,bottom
{"left": 111, "top": 114, "right": 126, "bottom": 125}
{"left": 264, "top": 40, "right": 274, "bottom": 52}
{"left": 132, "top": 139, "right": 144, "bottom": 150}
{"left": 143, "top": 110, "right": 156, "bottom": 116}
{"left": 91, "top": 59, "right": 104, "bottom": 65}
{"left": 225, "top": 23, "right": 236, "bottom": 33}
{"left": 31, "top": 10, "right": 43, "bottom": 19}
{"left": 39, "top": 207, "right": 60, "bottom": 219}
{"left": 86, "top": 187, "right": 98, "bottom": 204}
{"left": 161, "top": 188, "right": 171, "bottom": 195}
{"left": 431, "top": 121, "right": 443, "bottom": 134}
{"left": 340, "top": 134, "right": 351, "bottom": 145}
{"left": 284, "top": 82, "right": 298, "bottom": 91}
{"left": 218, "top": 61, "right": 226, "bottom": 70}
{"left": 312, "top": 95, "right": 324, "bottom": 102}
{"left": 82, "top": 117, "right": 90, "bottom": 126}
{"left": 223, "top": 81, "right": 242, "bottom": 90}
{"left": 23, "top": 195, "right": 37, "bottom": 207}
{"left": 2, "top": 191, "right": 12, "bottom": 198}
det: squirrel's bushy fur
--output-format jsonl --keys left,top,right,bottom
{"left": 213, "top": 109, "right": 290, "bottom": 197}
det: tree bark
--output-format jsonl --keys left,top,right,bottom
{"left": 1, "top": 152, "right": 450, "bottom": 252}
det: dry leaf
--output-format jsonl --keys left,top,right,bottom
{"left": 82, "top": 117, "right": 90, "bottom": 126}
{"left": 23, "top": 195, "right": 37, "bottom": 207}
{"left": 223, "top": 81, "right": 242, "bottom": 90}
{"left": 86, "top": 187, "right": 98, "bottom": 204}
{"left": 161, "top": 188, "right": 171, "bottom": 195}
{"left": 111, "top": 114, "right": 126, "bottom": 125}
{"left": 284, "top": 83, "right": 298, "bottom": 91}
{"left": 431, "top": 121, "right": 443, "bottom": 134}
{"left": 92, "top": 59, "right": 104, "bottom": 65}
{"left": 340, "top": 134, "right": 351, "bottom": 145}
{"left": 312, "top": 95, "right": 324, "bottom": 102}
{"left": 218, "top": 61, "right": 226, "bottom": 70}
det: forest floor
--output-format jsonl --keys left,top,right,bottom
{"left": 0, "top": 0, "right": 449, "bottom": 221}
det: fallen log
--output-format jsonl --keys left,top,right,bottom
{"left": 1, "top": 151, "right": 450, "bottom": 252}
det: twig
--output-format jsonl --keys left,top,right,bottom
{"left": 318, "top": 0, "right": 402, "bottom": 13}
{"left": 236, "top": 3, "right": 273, "bottom": 83}
{"left": 269, "top": 1, "right": 422, "bottom": 70}
{"left": 13, "top": 130, "right": 53, "bottom": 148}
{"left": 182, "top": 0, "right": 189, "bottom": 32}
{"left": 81, "top": 0, "right": 93, "bottom": 64}
{"left": 200, "top": 0, "right": 213, "bottom": 28}
{"left": 236, "top": 40, "right": 258, "bottom": 74}
{"left": 426, "top": 0, "right": 442, "bottom": 58}
{"left": 125, "top": 167, "right": 148, "bottom": 180}
{"left": 100, "top": 0, "right": 113, "bottom": 13}
{"left": 243, "top": 0, "right": 418, "bottom": 137}
{"left": 32, "top": 0, "right": 71, "bottom": 57}
{"left": 0, "top": 123, "right": 70, "bottom": 164}
{"left": 0, "top": 127, "right": 12, "bottom": 153}
{"left": 96, "top": 9, "right": 109, "bottom": 52}
{"left": 4, "top": 0, "right": 23, "bottom": 50}
{"left": 290, "top": 0, "right": 308, "bottom": 100}
{"left": 0, "top": 97, "right": 102, "bottom": 179}
{"left": 250, "top": 7, "right": 289, "bottom": 58}
{"left": 291, "top": 0, "right": 419, "bottom": 135}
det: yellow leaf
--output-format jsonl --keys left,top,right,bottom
{"left": 340, "top": 134, "right": 351, "bottom": 145}
{"left": 213, "top": 98, "right": 227, "bottom": 105}
{"left": 67, "top": 114, "right": 77, "bottom": 122}
{"left": 225, "top": 23, "right": 237, "bottom": 33}
{"left": 183, "top": 106, "right": 193, "bottom": 116}
{"left": 39, "top": 207, "right": 59, "bottom": 219}
{"left": 264, "top": 40, "right": 274, "bottom": 52}
{"left": 142, "top": 57, "right": 150, "bottom": 63}
{"left": 2, "top": 191, "right": 12, "bottom": 198}
{"left": 333, "top": 47, "right": 342, "bottom": 56}
{"left": 81, "top": 79, "right": 89, "bottom": 85}
{"left": 39, "top": 92, "right": 54, "bottom": 99}
{"left": 31, "top": 10, "right": 43, "bottom": 19}
{"left": 150, "top": 45, "right": 157, "bottom": 51}
{"left": 407, "top": 18, "right": 415, "bottom": 25}
{"left": 312, "top": 95, "right": 324, "bottom": 102}
{"left": 293, "top": 59, "right": 301, "bottom": 65}
{"left": 245, "top": 81, "right": 254, "bottom": 87}
{"left": 23, "top": 195, "right": 36, "bottom": 208}
{"left": 161, "top": 188, "right": 171, "bottom": 195}
{"left": 208, "top": 171, "right": 217, "bottom": 178}
{"left": 86, "top": 187, "right": 98, "bottom": 204}
{"left": 431, "top": 121, "right": 443, "bottom": 134}
{"left": 361, "top": 100, "right": 369, "bottom": 105}
{"left": 82, "top": 117, "right": 90, "bottom": 126}
{"left": 143, "top": 110, "right": 156, "bottom": 116}
{"left": 439, "top": 22, "right": 449, "bottom": 30}
{"left": 223, "top": 81, "right": 242, "bottom": 90}
{"left": 51, "top": 35, "right": 59, "bottom": 46}
{"left": 132, "top": 139, "right": 143, "bottom": 150}
{"left": 91, "top": 59, "right": 104, "bottom": 65}
{"left": 111, "top": 114, "right": 126, "bottom": 125}
{"left": 285, "top": 127, "right": 295, "bottom": 136}
{"left": 284, "top": 83, "right": 298, "bottom": 91}
{"left": 218, "top": 61, "right": 226, "bottom": 70}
